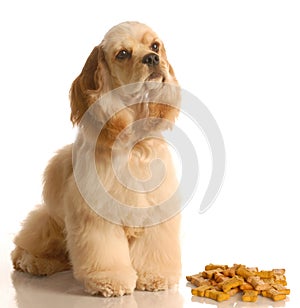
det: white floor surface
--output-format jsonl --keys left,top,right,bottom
{"left": 2, "top": 211, "right": 299, "bottom": 308}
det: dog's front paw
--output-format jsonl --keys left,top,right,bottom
{"left": 83, "top": 269, "right": 137, "bottom": 297}
{"left": 136, "top": 272, "right": 169, "bottom": 291}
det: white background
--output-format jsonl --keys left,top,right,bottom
{"left": 1, "top": 0, "right": 300, "bottom": 307}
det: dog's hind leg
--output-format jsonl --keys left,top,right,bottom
{"left": 11, "top": 205, "right": 70, "bottom": 276}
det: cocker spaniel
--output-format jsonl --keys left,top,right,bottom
{"left": 11, "top": 21, "right": 181, "bottom": 297}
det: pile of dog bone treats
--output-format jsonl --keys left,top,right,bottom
{"left": 186, "top": 263, "right": 290, "bottom": 302}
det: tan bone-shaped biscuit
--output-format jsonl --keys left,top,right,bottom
{"left": 272, "top": 284, "right": 290, "bottom": 295}
{"left": 262, "top": 288, "right": 287, "bottom": 301}
{"left": 254, "top": 270, "right": 274, "bottom": 279}
{"left": 204, "top": 289, "right": 230, "bottom": 302}
{"left": 237, "top": 266, "right": 254, "bottom": 279}
{"left": 242, "top": 290, "right": 259, "bottom": 302}
{"left": 222, "top": 276, "right": 244, "bottom": 292}
{"left": 191, "top": 285, "right": 213, "bottom": 297}
{"left": 186, "top": 273, "right": 211, "bottom": 287}
{"left": 247, "top": 276, "right": 271, "bottom": 291}
{"left": 205, "top": 263, "right": 228, "bottom": 271}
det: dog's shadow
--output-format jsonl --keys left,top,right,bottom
{"left": 11, "top": 271, "right": 184, "bottom": 308}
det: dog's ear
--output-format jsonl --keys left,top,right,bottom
{"left": 160, "top": 42, "right": 178, "bottom": 84}
{"left": 70, "top": 45, "right": 111, "bottom": 125}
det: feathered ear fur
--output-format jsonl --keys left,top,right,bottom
{"left": 70, "top": 45, "right": 111, "bottom": 125}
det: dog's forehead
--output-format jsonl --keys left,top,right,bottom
{"left": 102, "top": 22, "right": 159, "bottom": 51}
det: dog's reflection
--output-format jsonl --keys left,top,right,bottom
{"left": 12, "top": 271, "right": 184, "bottom": 308}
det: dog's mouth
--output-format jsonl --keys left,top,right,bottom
{"left": 146, "top": 72, "right": 165, "bottom": 82}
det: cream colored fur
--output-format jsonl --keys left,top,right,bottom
{"left": 11, "top": 21, "right": 181, "bottom": 297}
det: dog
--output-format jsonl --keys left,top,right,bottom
{"left": 11, "top": 21, "right": 182, "bottom": 297}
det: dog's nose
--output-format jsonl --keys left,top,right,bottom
{"left": 142, "top": 53, "right": 160, "bottom": 67}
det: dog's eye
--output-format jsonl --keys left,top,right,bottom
{"left": 151, "top": 42, "right": 160, "bottom": 52}
{"left": 116, "top": 50, "right": 131, "bottom": 60}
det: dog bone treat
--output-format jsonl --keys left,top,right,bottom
{"left": 242, "top": 290, "right": 259, "bottom": 302}
{"left": 186, "top": 273, "right": 198, "bottom": 282}
{"left": 205, "top": 263, "right": 228, "bottom": 271}
{"left": 223, "top": 267, "right": 236, "bottom": 277}
{"left": 236, "top": 266, "right": 254, "bottom": 279}
{"left": 222, "top": 276, "right": 244, "bottom": 292}
{"left": 191, "top": 285, "right": 213, "bottom": 297}
{"left": 202, "top": 269, "right": 223, "bottom": 279}
{"left": 274, "top": 274, "right": 287, "bottom": 286}
{"left": 247, "top": 276, "right": 271, "bottom": 291}
{"left": 262, "top": 288, "right": 287, "bottom": 301}
{"left": 240, "top": 282, "right": 254, "bottom": 290}
{"left": 254, "top": 270, "right": 274, "bottom": 279}
{"left": 273, "top": 269, "right": 285, "bottom": 275}
{"left": 187, "top": 263, "right": 289, "bottom": 303}
{"left": 204, "top": 289, "right": 230, "bottom": 302}
{"left": 272, "top": 284, "right": 290, "bottom": 295}
{"left": 186, "top": 273, "right": 211, "bottom": 287}
{"left": 226, "top": 287, "right": 239, "bottom": 296}
{"left": 214, "top": 272, "right": 228, "bottom": 283}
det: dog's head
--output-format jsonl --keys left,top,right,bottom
{"left": 70, "top": 21, "right": 180, "bottom": 135}
{"left": 100, "top": 21, "right": 176, "bottom": 87}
